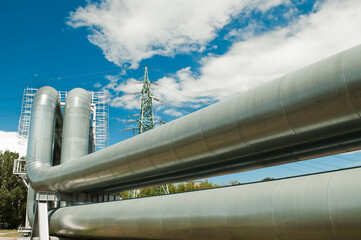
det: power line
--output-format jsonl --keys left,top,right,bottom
{"left": 0, "top": 96, "right": 23, "bottom": 101}
{"left": 1, "top": 65, "right": 164, "bottom": 89}
{"left": 0, "top": 107, "right": 20, "bottom": 111}
{"left": 146, "top": 66, "right": 169, "bottom": 77}
{"left": 0, "top": 113, "right": 19, "bottom": 117}
{"left": 0, "top": 68, "right": 132, "bottom": 88}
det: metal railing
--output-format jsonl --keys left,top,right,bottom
{"left": 13, "top": 158, "right": 28, "bottom": 188}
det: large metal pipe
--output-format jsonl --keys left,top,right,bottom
{"left": 27, "top": 44, "right": 361, "bottom": 194}
{"left": 26, "top": 87, "right": 59, "bottom": 225}
{"left": 60, "top": 89, "right": 91, "bottom": 208}
{"left": 48, "top": 166, "right": 361, "bottom": 240}
{"left": 60, "top": 88, "right": 91, "bottom": 163}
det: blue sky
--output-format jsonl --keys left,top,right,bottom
{"left": 1, "top": 0, "right": 361, "bottom": 185}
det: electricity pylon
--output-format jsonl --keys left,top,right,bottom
{"left": 127, "top": 66, "right": 169, "bottom": 198}
{"left": 139, "top": 66, "right": 155, "bottom": 134}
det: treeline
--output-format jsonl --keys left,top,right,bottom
{"left": 120, "top": 179, "right": 219, "bottom": 199}
{"left": 119, "top": 177, "right": 276, "bottom": 199}
{"left": 0, "top": 151, "right": 27, "bottom": 229}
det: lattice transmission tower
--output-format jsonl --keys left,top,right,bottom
{"left": 138, "top": 66, "right": 155, "bottom": 134}
{"left": 127, "top": 66, "right": 169, "bottom": 198}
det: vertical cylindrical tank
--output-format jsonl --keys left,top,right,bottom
{"left": 60, "top": 88, "right": 91, "bottom": 163}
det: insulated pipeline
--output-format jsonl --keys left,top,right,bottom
{"left": 60, "top": 88, "right": 91, "bottom": 163}
{"left": 49, "top": 167, "right": 361, "bottom": 240}
{"left": 27, "top": 44, "right": 361, "bottom": 194}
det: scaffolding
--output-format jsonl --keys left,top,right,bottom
{"left": 17, "top": 88, "right": 37, "bottom": 140}
{"left": 17, "top": 88, "right": 109, "bottom": 151}
{"left": 59, "top": 91, "right": 68, "bottom": 107}
{"left": 91, "top": 91, "right": 109, "bottom": 151}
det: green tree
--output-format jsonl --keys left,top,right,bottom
{"left": 176, "top": 183, "right": 186, "bottom": 193}
{"left": 167, "top": 184, "right": 177, "bottom": 194}
{"left": 185, "top": 181, "right": 196, "bottom": 192}
{"left": 229, "top": 180, "right": 239, "bottom": 185}
{"left": 119, "top": 180, "right": 219, "bottom": 199}
{"left": 261, "top": 177, "right": 275, "bottom": 182}
{"left": 139, "top": 187, "right": 157, "bottom": 197}
{"left": 0, "top": 151, "right": 27, "bottom": 229}
{"left": 199, "top": 179, "right": 218, "bottom": 190}
{"left": 117, "top": 191, "right": 129, "bottom": 200}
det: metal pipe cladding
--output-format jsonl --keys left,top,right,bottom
{"left": 24, "top": 44, "right": 361, "bottom": 239}
{"left": 49, "top": 167, "right": 361, "bottom": 240}
{"left": 60, "top": 88, "right": 91, "bottom": 163}
{"left": 26, "top": 44, "right": 361, "bottom": 194}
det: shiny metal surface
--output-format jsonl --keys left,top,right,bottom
{"left": 26, "top": 44, "right": 361, "bottom": 194}
{"left": 60, "top": 88, "right": 91, "bottom": 163}
{"left": 48, "top": 167, "right": 361, "bottom": 240}
{"left": 25, "top": 86, "right": 59, "bottom": 226}
{"left": 26, "top": 45, "right": 361, "bottom": 239}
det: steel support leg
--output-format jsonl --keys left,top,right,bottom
{"left": 37, "top": 201, "right": 49, "bottom": 240}
{"left": 25, "top": 210, "right": 30, "bottom": 228}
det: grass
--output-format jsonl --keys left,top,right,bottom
{"left": 0, "top": 229, "right": 18, "bottom": 237}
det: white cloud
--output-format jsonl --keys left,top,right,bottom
{"left": 93, "top": 82, "right": 102, "bottom": 88}
{"left": 68, "top": 0, "right": 286, "bottom": 67}
{"left": 149, "top": 0, "right": 361, "bottom": 106}
{"left": 74, "top": 0, "right": 361, "bottom": 119}
{"left": 102, "top": 67, "right": 212, "bottom": 111}
{"left": 101, "top": 75, "right": 143, "bottom": 108}
{"left": 110, "top": 95, "right": 141, "bottom": 109}
{"left": 0, "top": 131, "right": 27, "bottom": 157}
{"left": 347, "top": 161, "right": 361, "bottom": 167}
{"left": 196, "top": 0, "right": 361, "bottom": 98}
{"left": 163, "top": 109, "right": 184, "bottom": 117}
